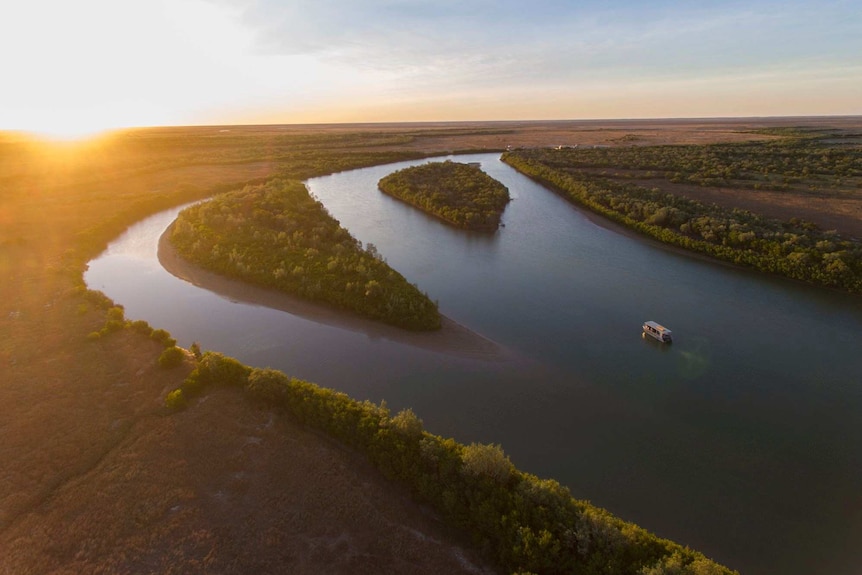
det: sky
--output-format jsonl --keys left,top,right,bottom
{"left": 1, "top": 0, "right": 860, "bottom": 136}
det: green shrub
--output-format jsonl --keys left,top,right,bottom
{"left": 183, "top": 352, "right": 251, "bottom": 396}
{"left": 158, "top": 346, "right": 186, "bottom": 369}
{"left": 100, "top": 320, "right": 125, "bottom": 335}
{"left": 150, "top": 328, "right": 177, "bottom": 348}
{"left": 164, "top": 389, "right": 186, "bottom": 410}
{"left": 246, "top": 367, "right": 291, "bottom": 403}
{"left": 80, "top": 288, "right": 115, "bottom": 310}
{"left": 129, "top": 319, "right": 153, "bottom": 336}
{"left": 106, "top": 306, "right": 125, "bottom": 322}
{"left": 390, "top": 408, "right": 424, "bottom": 440}
{"left": 462, "top": 442, "right": 515, "bottom": 484}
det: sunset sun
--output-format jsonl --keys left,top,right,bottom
{"left": 28, "top": 117, "right": 119, "bottom": 141}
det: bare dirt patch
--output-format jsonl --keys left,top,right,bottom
{"left": 632, "top": 179, "right": 862, "bottom": 239}
{"left": 0, "top": 388, "right": 491, "bottom": 575}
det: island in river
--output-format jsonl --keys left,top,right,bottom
{"left": 158, "top": 217, "right": 504, "bottom": 359}
{"left": 168, "top": 178, "right": 442, "bottom": 331}
{"left": 378, "top": 160, "right": 511, "bottom": 231}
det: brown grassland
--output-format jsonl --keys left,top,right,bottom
{"left": 1, "top": 117, "right": 860, "bottom": 574}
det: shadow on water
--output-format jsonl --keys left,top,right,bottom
{"left": 156, "top": 222, "right": 506, "bottom": 361}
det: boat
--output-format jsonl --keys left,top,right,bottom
{"left": 643, "top": 321, "right": 672, "bottom": 343}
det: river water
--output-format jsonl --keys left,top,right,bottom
{"left": 85, "top": 153, "right": 862, "bottom": 575}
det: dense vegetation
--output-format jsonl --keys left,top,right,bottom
{"left": 517, "top": 136, "right": 862, "bottom": 193}
{"left": 169, "top": 179, "right": 441, "bottom": 330}
{"left": 503, "top": 138, "right": 862, "bottom": 293}
{"left": 166, "top": 351, "right": 735, "bottom": 575}
{"left": 378, "top": 160, "right": 511, "bottom": 230}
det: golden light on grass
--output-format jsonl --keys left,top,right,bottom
{"left": 11, "top": 105, "right": 129, "bottom": 144}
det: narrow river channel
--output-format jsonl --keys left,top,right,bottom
{"left": 85, "top": 153, "right": 862, "bottom": 575}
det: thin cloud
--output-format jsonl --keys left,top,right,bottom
{"left": 221, "top": 0, "right": 861, "bottom": 90}
{"left": 1, "top": 0, "right": 859, "bottom": 130}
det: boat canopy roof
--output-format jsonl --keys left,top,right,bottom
{"left": 644, "top": 320, "right": 671, "bottom": 334}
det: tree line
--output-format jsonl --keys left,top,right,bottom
{"left": 165, "top": 351, "right": 736, "bottom": 575}
{"left": 529, "top": 137, "right": 862, "bottom": 192}
{"left": 378, "top": 160, "right": 511, "bottom": 231}
{"left": 169, "top": 179, "right": 441, "bottom": 330}
{"left": 502, "top": 145, "right": 862, "bottom": 294}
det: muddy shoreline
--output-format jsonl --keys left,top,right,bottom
{"left": 157, "top": 222, "right": 505, "bottom": 360}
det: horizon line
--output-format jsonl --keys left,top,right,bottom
{"left": 4, "top": 113, "right": 861, "bottom": 141}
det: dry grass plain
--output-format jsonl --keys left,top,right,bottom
{"left": 1, "top": 117, "right": 860, "bottom": 574}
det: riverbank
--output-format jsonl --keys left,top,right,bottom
{"left": 9, "top": 121, "right": 862, "bottom": 575}
{"left": 158, "top": 222, "right": 505, "bottom": 360}
{"left": 502, "top": 147, "right": 862, "bottom": 295}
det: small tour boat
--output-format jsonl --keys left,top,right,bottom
{"left": 643, "top": 321, "right": 672, "bottom": 343}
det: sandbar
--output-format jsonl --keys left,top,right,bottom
{"left": 158, "top": 223, "right": 505, "bottom": 360}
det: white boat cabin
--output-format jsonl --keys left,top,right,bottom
{"left": 643, "top": 321, "right": 672, "bottom": 343}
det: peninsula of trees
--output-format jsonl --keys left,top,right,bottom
{"left": 378, "top": 160, "right": 510, "bottom": 231}
{"left": 169, "top": 179, "right": 441, "bottom": 330}
{"left": 165, "top": 350, "right": 736, "bottom": 575}
{"left": 503, "top": 136, "right": 862, "bottom": 293}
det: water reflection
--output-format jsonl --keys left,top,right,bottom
{"left": 675, "top": 337, "right": 712, "bottom": 379}
{"left": 86, "top": 153, "right": 862, "bottom": 575}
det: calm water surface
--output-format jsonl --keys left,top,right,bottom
{"left": 86, "top": 154, "right": 862, "bottom": 575}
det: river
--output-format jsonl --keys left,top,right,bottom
{"left": 85, "top": 153, "right": 862, "bottom": 575}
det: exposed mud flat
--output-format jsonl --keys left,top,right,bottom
{"left": 158, "top": 224, "right": 505, "bottom": 360}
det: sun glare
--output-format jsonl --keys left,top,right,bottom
{"left": 21, "top": 113, "right": 124, "bottom": 142}
{"left": 32, "top": 126, "right": 110, "bottom": 143}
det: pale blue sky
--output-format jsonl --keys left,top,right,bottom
{"left": 1, "top": 0, "right": 859, "bottom": 135}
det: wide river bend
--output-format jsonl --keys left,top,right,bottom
{"left": 85, "top": 153, "right": 862, "bottom": 575}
